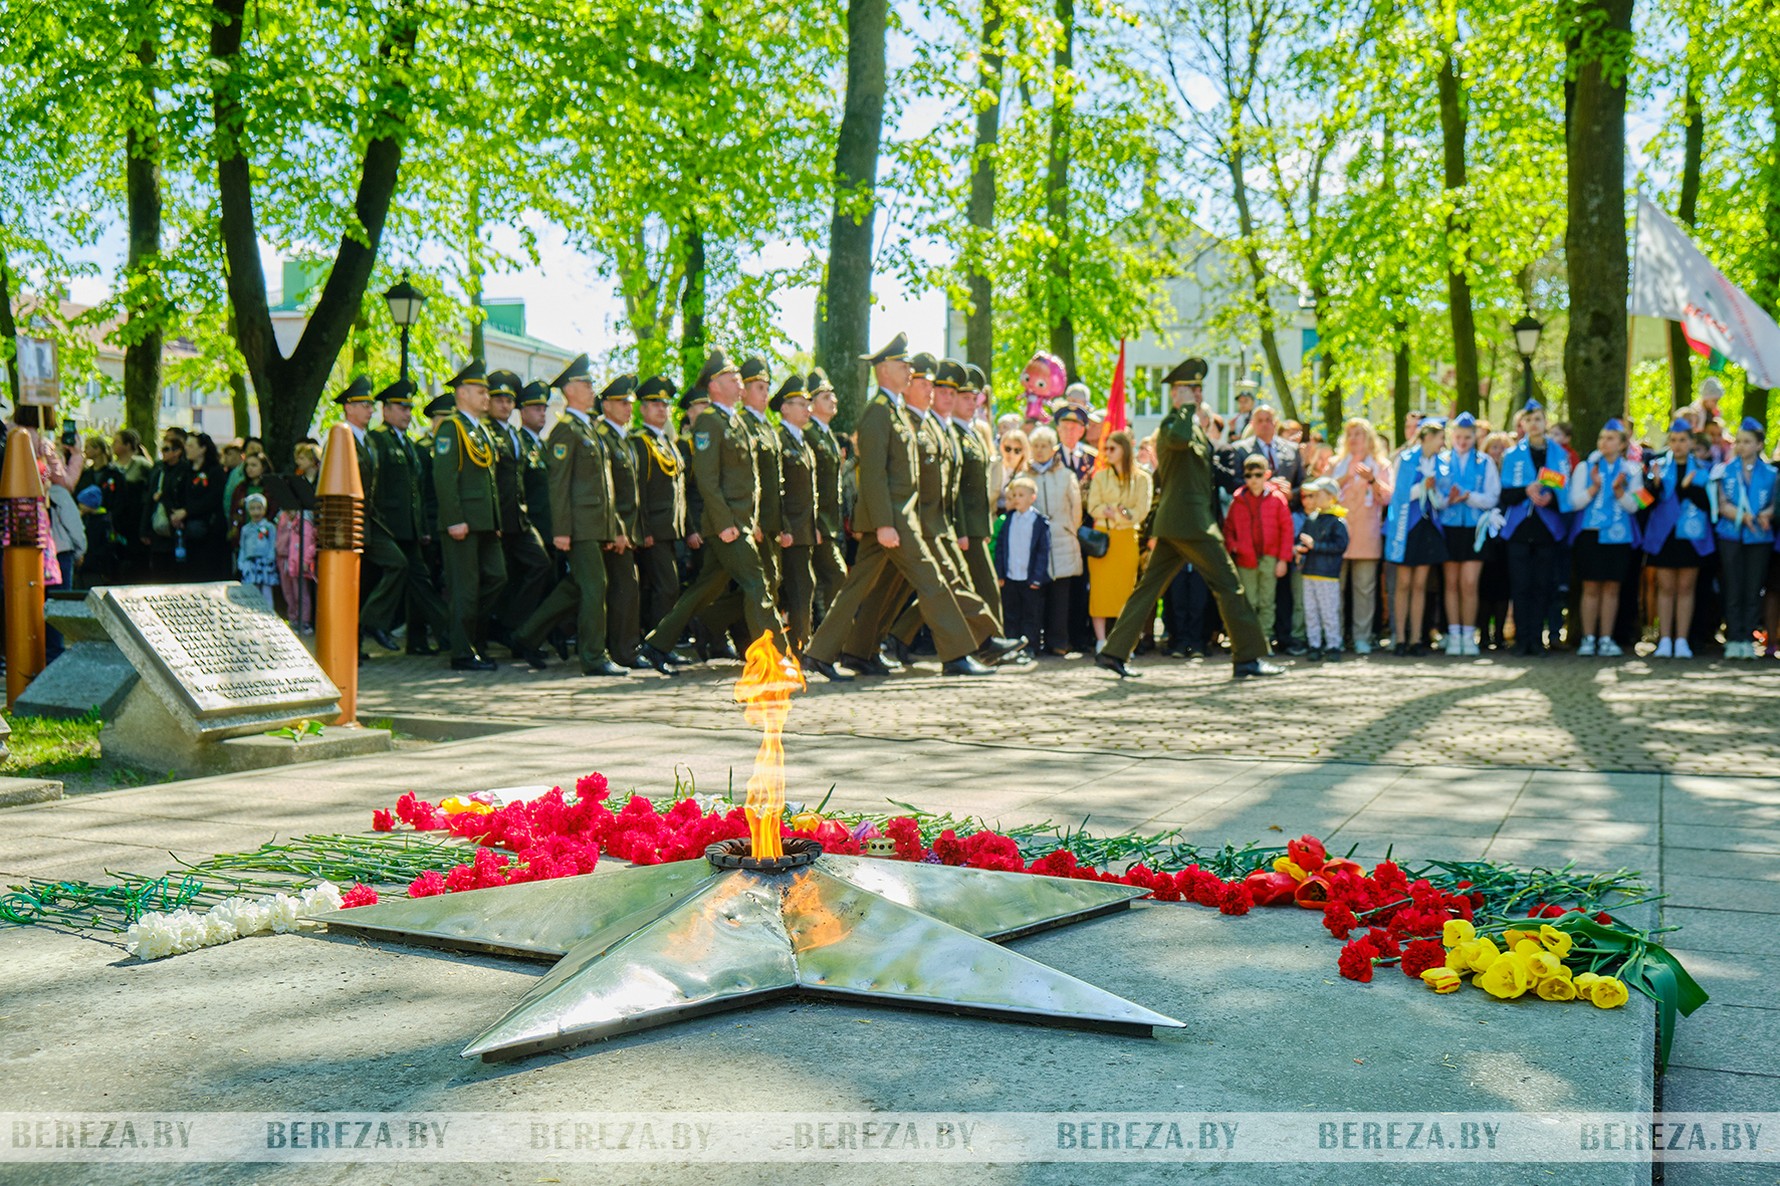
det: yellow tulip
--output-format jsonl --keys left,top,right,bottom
{"left": 1573, "top": 972, "right": 1601, "bottom": 992}
{"left": 1477, "top": 955, "right": 1533, "bottom": 999}
{"left": 1442, "top": 919, "right": 1477, "bottom": 948}
{"left": 1273, "top": 856, "right": 1307, "bottom": 881}
{"left": 1445, "top": 946, "right": 1472, "bottom": 972}
{"left": 1588, "top": 977, "right": 1630, "bottom": 1009}
{"left": 1467, "top": 936, "right": 1501, "bottom": 972}
{"left": 1512, "top": 938, "right": 1543, "bottom": 957}
{"left": 1538, "top": 925, "right": 1573, "bottom": 959}
{"left": 1504, "top": 927, "right": 1537, "bottom": 950}
{"left": 1525, "top": 950, "right": 1564, "bottom": 980}
{"left": 439, "top": 796, "right": 493, "bottom": 816}
{"left": 1421, "top": 967, "right": 1463, "bottom": 994}
{"left": 1536, "top": 976, "right": 1578, "bottom": 1002}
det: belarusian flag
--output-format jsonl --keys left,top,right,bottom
{"left": 1094, "top": 338, "right": 1128, "bottom": 471}
{"left": 1629, "top": 196, "right": 1780, "bottom": 388}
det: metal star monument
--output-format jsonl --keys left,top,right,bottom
{"left": 323, "top": 845, "right": 1184, "bottom": 1061}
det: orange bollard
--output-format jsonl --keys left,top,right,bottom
{"left": 314, "top": 423, "right": 365, "bottom": 725}
{"left": 2, "top": 427, "right": 46, "bottom": 709}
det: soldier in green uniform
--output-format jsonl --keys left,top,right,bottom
{"left": 515, "top": 380, "right": 555, "bottom": 546}
{"left": 632, "top": 375, "right": 688, "bottom": 635}
{"left": 771, "top": 375, "right": 819, "bottom": 651}
{"left": 416, "top": 391, "right": 452, "bottom": 595}
{"left": 484, "top": 370, "right": 555, "bottom": 660}
{"left": 431, "top": 359, "right": 507, "bottom": 670}
{"left": 737, "top": 355, "right": 784, "bottom": 596}
{"left": 513, "top": 354, "right": 628, "bottom": 677}
{"left": 802, "top": 335, "right": 1006, "bottom": 681}
{"left": 952, "top": 361, "right": 1003, "bottom": 627}
{"left": 805, "top": 369, "right": 848, "bottom": 617}
{"left": 363, "top": 378, "right": 449, "bottom": 655}
{"left": 1096, "top": 357, "right": 1282, "bottom": 679}
{"left": 880, "top": 355, "right": 1013, "bottom": 660}
{"left": 596, "top": 374, "right": 644, "bottom": 667}
{"left": 637, "top": 348, "right": 788, "bottom": 673}
{"left": 333, "top": 376, "right": 410, "bottom": 653}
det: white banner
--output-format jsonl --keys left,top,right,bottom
{"left": 1629, "top": 195, "right": 1780, "bottom": 388}
{"left": 0, "top": 1111, "right": 1773, "bottom": 1163}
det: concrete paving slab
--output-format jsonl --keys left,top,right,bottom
{"left": 1663, "top": 822, "right": 1780, "bottom": 857}
{"left": 1661, "top": 907, "right": 1780, "bottom": 957}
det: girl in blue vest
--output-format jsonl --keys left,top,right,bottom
{"left": 1567, "top": 418, "right": 1644, "bottom": 657}
{"left": 1435, "top": 411, "right": 1501, "bottom": 655}
{"left": 1386, "top": 418, "right": 1448, "bottom": 655}
{"left": 1497, "top": 401, "right": 1570, "bottom": 655}
{"left": 1712, "top": 418, "right": 1776, "bottom": 659}
{"left": 1641, "top": 418, "right": 1715, "bottom": 658}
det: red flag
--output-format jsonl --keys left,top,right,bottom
{"left": 1094, "top": 338, "right": 1128, "bottom": 471}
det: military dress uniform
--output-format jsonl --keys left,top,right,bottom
{"left": 332, "top": 377, "right": 416, "bottom": 646}
{"left": 432, "top": 360, "right": 508, "bottom": 664}
{"left": 485, "top": 370, "right": 555, "bottom": 646}
{"left": 1101, "top": 358, "right": 1272, "bottom": 666}
{"left": 640, "top": 349, "right": 788, "bottom": 665}
{"left": 805, "top": 368, "right": 848, "bottom": 617}
{"left": 597, "top": 376, "right": 644, "bottom": 667}
{"left": 516, "top": 381, "right": 555, "bottom": 553}
{"left": 804, "top": 339, "right": 982, "bottom": 667}
{"left": 951, "top": 401, "right": 1003, "bottom": 627}
{"left": 515, "top": 379, "right": 624, "bottom": 676}
{"left": 632, "top": 376, "right": 688, "bottom": 634}
{"left": 416, "top": 392, "right": 450, "bottom": 592}
{"left": 771, "top": 378, "right": 819, "bottom": 651}
{"left": 363, "top": 379, "right": 451, "bottom": 652}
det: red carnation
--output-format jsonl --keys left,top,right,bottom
{"left": 574, "top": 772, "right": 610, "bottom": 802}
{"left": 1399, "top": 939, "right": 1445, "bottom": 978}
{"left": 371, "top": 809, "right": 395, "bottom": 832}
{"left": 1338, "top": 940, "right": 1376, "bottom": 982}
{"left": 1217, "top": 882, "right": 1253, "bottom": 915}
{"left": 884, "top": 816, "right": 925, "bottom": 861}
{"left": 1364, "top": 926, "right": 1401, "bottom": 959}
{"left": 341, "top": 884, "right": 379, "bottom": 908}
{"left": 408, "top": 870, "right": 446, "bottom": 898}
{"left": 1322, "top": 902, "right": 1360, "bottom": 939}
{"left": 931, "top": 830, "right": 967, "bottom": 866}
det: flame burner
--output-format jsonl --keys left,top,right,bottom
{"left": 704, "top": 837, "right": 823, "bottom": 872}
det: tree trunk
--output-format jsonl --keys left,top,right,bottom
{"left": 1393, "top": 321, "right": 1412, "bottom": 444}
{"left": 0, "top": 233, "right": 18, "bottom": 409}
{"left": 1318, "top": 340, "right": 1341, "bottom": 439}
{"left": 680, "top": 217, "right": 706, "bottom": 393}
{"left": 1563, "top": 0, "right": 1634, "bottom": 447}
{"left": 123, "top": 13, "right": 164, "bottom": 445}
{"left": 964, "top": 0, "right": 1003, "bottom": 387}
{"left": 1044, "top": 0, "right": 1075, "bottom": 376}
{"left": 1227, "top": 149, "right": 1297, "bottom": 420}
{"left": 1745, "top": 86, "right": 1780, "bottom": 430}
{"left": 1665, "top": 69, "right": 1704, "bottom": 408}
{"left": 210, "top": 0, "right": 419, "bottom": 467}
{"left": 1437, "top": 49, "right": 1480, "bottom": 417}
{"left": 816, "top": 0, "right": 888, "bottom": 433}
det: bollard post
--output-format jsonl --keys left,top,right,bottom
{"left": 2, "top": 427, "right": 46, "bottom": 709}
{"left": 314, "top": 423, "right": 365, "bottom": 725}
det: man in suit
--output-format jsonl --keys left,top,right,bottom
{"left": 364, "top": 378, "right": 449, "bottom": 655}
{"left": 637, "top": 348, "right": 788, "bottom": 672}
{"left": 1095, "top": 357, "right": 1283, "bottom": 679}
{"left": 512, "top": 354, "right": 628, "bottom": 677}
{"left": 632, "top": 375, "right": 688, "bottom": 636}
{"left": 431, "top": 359, "right": 508, "bottom": 670}
{"left": 805, "top": 369, "right": 848, "bottom": 617}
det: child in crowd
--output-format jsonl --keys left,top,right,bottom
{"left": 236, "top": 493, "right": 279, "bottom": 609}
{"left": 1567, "top": 418, "right": 1644, "bottom": 657}
{"left": 1295, "top": 477, "right": 1349, "bottom": 660}
{"left": 1642, "top": 418, "right": 1714, "bottom": 657}
{"left": 1436, "top": 412, "right": 1501, "bottom": 655}
{"left": 1227, "top": 456, "right": 1294, "bottom": 639}
{"left": 276, "top": 441, "right": 321, "bottom": 631}
{"left": 1713, "top": 418, "right": 1776, "bottom": 658}
{"left": 992, "top": 476, "right": 1051, "bottom": 662}
{"left": 1387, "top": 418, "right": 1449, "bottom": 655}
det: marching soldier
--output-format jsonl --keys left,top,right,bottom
{"left": 1095, "top": 357, "right": 1282, "bottom": 679}
{"left": 806, "top": 369, "right": 848, "bottom": 616}
{"left": 364, "top": 378, "right": 450, "bottom": 655}
{"left": 333, "top": 376, "right": 411, "bottom": 653}
{"left": 637, "top": 347, "right": 787, "bottom": 672}
{"left": 772, "top": 375, "right": 819, "bottom": 651}
{"left": 633, "top": 375, "right": 688, "bottom": 635}
{"left": 949, "top": 360, "right": 1002, "bottom": 627}
{"left": 677, "top": 385, "right": 711, "bottom": 588}
{"left": 485, "top": 370, "right": 554, "bottom": 656}
{"left": 738, "top": 355, "right": 785, "bottom": 596}
{"left": 598, "top": 374, "right": 644, "bottom": 668}
{"left": 513, "top": 353, "right": 628, "bottom": 677}
{"left": 431, "top": 359, "right": 507, "bottom": 671}
{"left": 802, "top": 335, "right": 1005, "bottom": 680}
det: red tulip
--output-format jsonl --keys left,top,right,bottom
{"left": 1287, "top": 835, "right": 1327, "bottom": 874}
{"left": 1244, "top": 869, "right": 1299, "bottom": 907}
{"left": 1293, "top": 874, "right": 1334, "bottom": 909}
{"left": 1321, "top": 857, "right": 1365, "bottom": 879}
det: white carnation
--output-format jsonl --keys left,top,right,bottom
{"left": 126, "top": 881, "right": 346, "bottom": 960}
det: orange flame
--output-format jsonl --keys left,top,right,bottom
{"left": 733, "top": 632, "right": 804, "bottom": 859}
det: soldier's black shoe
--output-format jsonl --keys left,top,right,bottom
{"left": 806, "top": 656, "right": 854, "bottom": 682}
{"left": 941, "top": 655, "right": 996, "bottom": 676}
{"left": 876, "top": 643, "right": 905, "bottom": 672}
{"left": 553, "top": 636, "right": 572, "bottom": 661}
{"left": 584, "top": 659, "right": 630, "bottom": 677}
{"left": 627, "top": 655, "right": 655, "bottom": 670}
{"left": 882, "top": 635, "right": 914, "bottom": 666}
{"left": 451, "top": 656, "right": 497, "bottom": 672}
{"left": 521, "top": 647, "right": 549, "bottom": 671}
{"left": 1094, "top": 651, "right": 1139, "bottom": 679}
{"left": 839, "top": 652, "right": 892, "bottom": 676}
{"left": 669, "top": 648, "right": 699, "bottom": 665}
{"left": 1233, "top": 659, "right": 1286, "bottom": 678}
{"left": 365, "top": 628, "right": 400, "bottom": 651}
{"left": 976, "top": 635, "right": 1028, "bottom": 665}
{"left": 637, "top": 641, "right": 676, "bottom": 676}
{"left": 405, "top": 641, "right": 439, "bottom": 656}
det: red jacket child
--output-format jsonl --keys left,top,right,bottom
{"left": 1225, "top": 478, "right": 1294, "bottom": 570}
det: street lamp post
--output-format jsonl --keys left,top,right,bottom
{"left": 383, "top": 275, "right": 427, "bottom": 385}
{"left": 1512, "top": 312, "right": 1543, "bottom": 409}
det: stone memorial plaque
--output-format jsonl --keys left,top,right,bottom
{"left": 90, "top": 583, "right": 339, "bottom": 739}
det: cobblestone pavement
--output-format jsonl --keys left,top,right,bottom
{"left": 358, "top": 647, "right": 1780, "bottom": 776}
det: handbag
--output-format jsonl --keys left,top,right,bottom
{"left": 1077, "top": 524, "right": 1110, "bottom": 559}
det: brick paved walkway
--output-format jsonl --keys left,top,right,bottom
{"left": 358, "top": 649, "right": 1780, "bottom": 776}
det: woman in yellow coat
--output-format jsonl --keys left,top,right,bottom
{"left": 1086, "top": 429, "right": 1154, "bottom": 650}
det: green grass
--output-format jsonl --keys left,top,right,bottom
{"left": 3, "top": 710, "right": 105, "bottom": 778}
